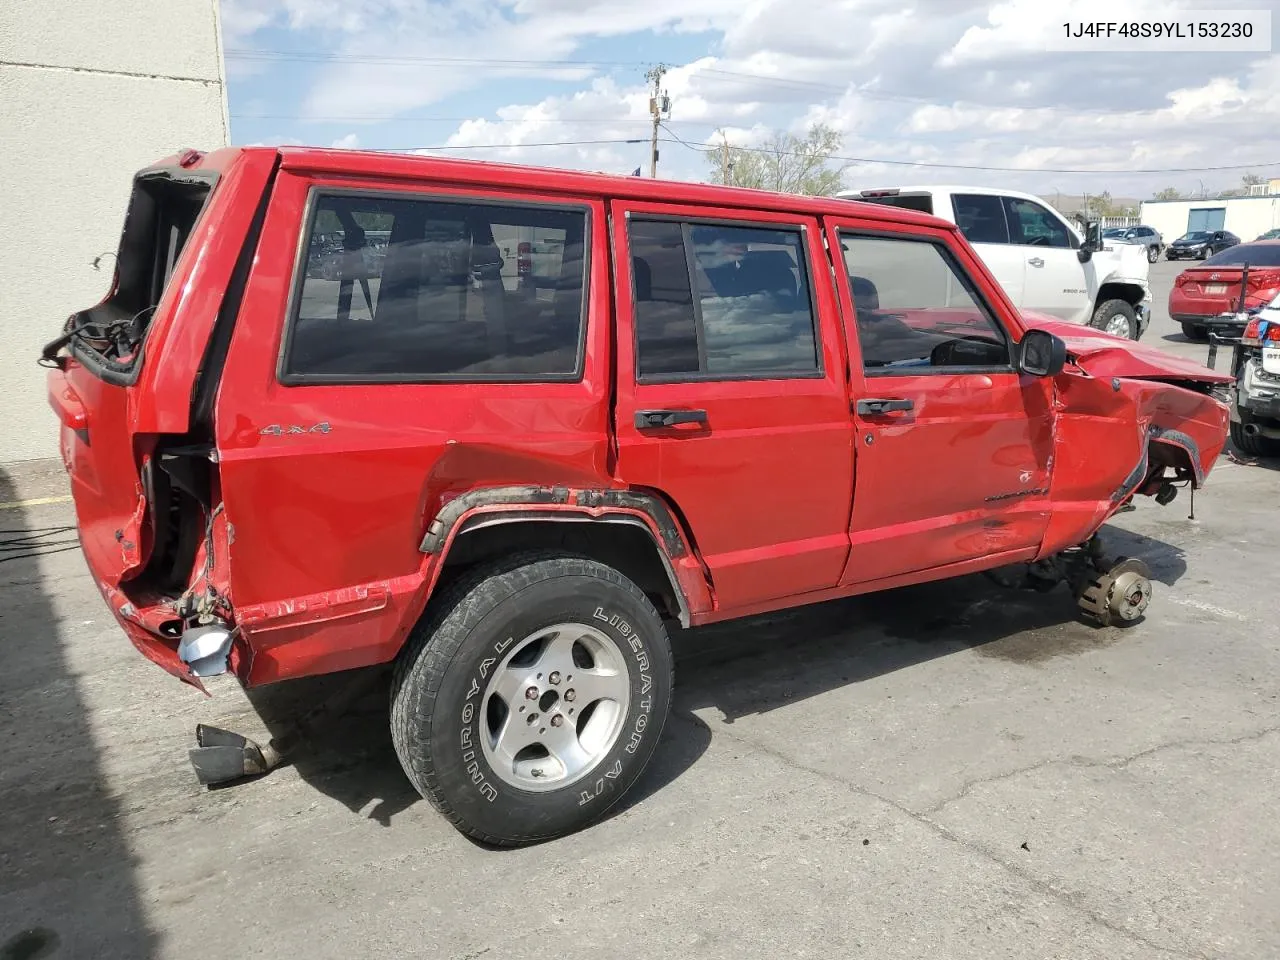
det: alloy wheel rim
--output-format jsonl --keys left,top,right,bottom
{"left": 478, "top": 622, "right": 630, "bottom": 792}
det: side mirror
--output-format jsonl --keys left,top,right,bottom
{"left": 1019, "top": 329, "right": 1067, "bottom": 378}
{"left": 1077, "top": 219, "right": 1101, "bottom": 263}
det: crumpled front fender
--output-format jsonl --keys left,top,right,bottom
{"left": 1037, "top": 367, "right": 1229, "bottom": 558}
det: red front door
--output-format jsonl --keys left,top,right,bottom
{"left": 609, "top": 200, "right": 854, "bottom": 611}
{"left": 825, "top": 218, "right": 1056, "bottom": 585}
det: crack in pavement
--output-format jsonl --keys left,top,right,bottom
{"left": 690, "top": 714, "right": 1227, "bottom": 960}
{"left": 922, "top": 724, "right": 1280, "bottom": 817}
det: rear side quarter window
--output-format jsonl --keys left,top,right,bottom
{"left": 280, "top": 191, "right": 589, "bottom": 383}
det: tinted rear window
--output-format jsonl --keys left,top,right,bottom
{"left": 855, "top": 194, "right": 934, "bottom": 215}
{"left": 1203, "top": 244, "right": 1280, "bottom": 267}
{"left": 952, "top": 194, "right": 1010, "bottom": 244}
{"left": 282, "top": 193, "right": 588, "bottom": 382}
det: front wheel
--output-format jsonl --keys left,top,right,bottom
{"left": 1091, "top": 299, "right": 1138, "bottom": 339}
{"left": 1147, "top": 244, "right": 1159, "bottom": 263}
{"left": 391, "top": 554, "right": 674, "bottom": 846}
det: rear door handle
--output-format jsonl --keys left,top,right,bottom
{"left": 856, "top": 398, "right": 914, "bottom": 415}
{"left": 634, "top": 409, "right": 708, "bottom": 429}
{"left": 1028, "top": 257, "right": 1045, "bottom": 268}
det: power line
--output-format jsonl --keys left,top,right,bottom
{"left": 230, "top": 113, "right": 706, "bottom": 125}
{"left": 224, "top": 48, "right": 640, "bottom": 68}
{"left": 364, "top": 137, "right": 647, "bottom": 152}
{"left": 659, "top": 131, "right": 1280, "bottom": 175}
{"left": 225, "top": 48, "right": 1177, "bottom": 122}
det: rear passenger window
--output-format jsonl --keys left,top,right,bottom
{"left": 282, "top": 193, "right": 588, "bottom": 382}
{"left": 629, "top": 219, "right": 819, "bottom": 380}
{"left": 951, "top": 194, "right": 1010, "bottom": 245}
{"left": 1002, "top": 197, "right": 1071, "bottom": 248}
{"left": 840, "top": 233, "right": 1010, "bottom": 373}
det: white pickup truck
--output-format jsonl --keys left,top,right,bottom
{"left": 838, "top": 185, "right": 1152, "bottom": 340}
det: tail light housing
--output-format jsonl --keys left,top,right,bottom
{"left": 1241, "top": 317, "right": 1280, "bottom": 346}
{"left": 1246, "top": 269, "right": 1280, "bottom": 291}
{"left": 517, "top": 241, "right": 532, "bottom": 277}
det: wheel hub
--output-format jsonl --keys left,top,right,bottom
{"left": 478, "top": 622, "right": 630, "bottom": 792}
{"left": 1077, "top": 558, "right": 1153, "bottom": 627}
{"left": 1104, "top": 312, "right": 1132, "bottom": 338}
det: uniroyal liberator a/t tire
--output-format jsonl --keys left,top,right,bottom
{"left": 390, "top": 553, "right": 674, "bottom": 846}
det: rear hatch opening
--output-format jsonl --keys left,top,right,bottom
{"left": 55, "top": 170, "right": 215, "bottom": 380}
{"left": 44, "top": 160, "right": 232, "bottom": 648}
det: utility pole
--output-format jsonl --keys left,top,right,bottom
{"left": 646, "top": 64, "right": 669, "bottom": 178}
{"left": 719, "top": 130, "right": 733, "bottom": 185}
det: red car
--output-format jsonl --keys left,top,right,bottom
{"left": 1170, "top": 240, "right": 1280, "bottom": 341}
{"left": 45, "top": 146, "right": 1230, "bottom": 846}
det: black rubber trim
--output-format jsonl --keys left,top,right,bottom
{"left": 1149, "top": 425, "right": 1205, "bottom": 486}
{"left": 191, "top": 155, "right": 280, "bottom": 431}
{"left": 419, "top": 486, "right": 687, "bottom": 558}
{"left": 1113, "top": 440, "right": 1151, "bottom": 503}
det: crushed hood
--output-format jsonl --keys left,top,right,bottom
{"left": 1022, "top": 313, "right": 1233, "bottom": 385}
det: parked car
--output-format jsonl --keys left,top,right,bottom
{"left": 1169, "top": 241, "right": 1280, "bottom": 340}
{"left": 1255, "top": 228, "right": 1280, "bottom": 241}
{"left": 841, "top": 186, "right": 1152, "bottom": 340}
{"left": 1103, "top": 224, "right": 1164, "bottom": 263}
{"left": 1166, "top": 230, "right": 1240, "bottom": 260}
{"left": 44, "top": 146, "right": 1231, "bottom": 846}
{"left": 1213, "top": 293, "right": 1280, "bottom": 457}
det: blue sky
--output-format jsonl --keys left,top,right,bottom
{"left": 220, "top": 0, "right": 1280, "bottom": 198}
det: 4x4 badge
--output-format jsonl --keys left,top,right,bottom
{"left": 260, "top": 422, "right": 332, "bottom": 436}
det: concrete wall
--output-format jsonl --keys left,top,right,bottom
{"left": 1140, "top": 198, "right": 1280, "bottom": 246}
{"left": 0, "top": 0, "right": 229, "bottom": 464}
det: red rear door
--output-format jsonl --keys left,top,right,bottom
{"left": 608, "top": 200, "right": 854, "bottom": 612}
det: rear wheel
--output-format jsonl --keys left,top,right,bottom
{"left": 1091, "top": 299, "right": 1138, "bottom": 339}
{"left": 1181, "top": 322, "right": 1208, "bottom": 341}
{"left": 1230, "top": 419, "right": 1280, "bottom": 457}
{"left": 390, "top": 553, "right": 674, "bottom": 846}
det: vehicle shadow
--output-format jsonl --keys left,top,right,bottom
{"left": 240, "top": 523, "right": 1184, "bottom": 831}
{"left": 0, "top": 466, "right": 158, "bottom": 959}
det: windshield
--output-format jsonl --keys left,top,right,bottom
{"left": 1103, "top": 228, "right": 1128, "bottom": 237}
{"left": 1203, "top": 244, "right": 1280, "bottom": 267}
{"left": 1179, "top": 232, "right": 1212, "bottom": 242}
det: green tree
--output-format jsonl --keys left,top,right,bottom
{"left": 1153, "top": 187, "right": 1182, "bottom": 201}
{"left": 708, "top": 123, "right": 846, "bottom": 196}
{"left": 1242, "top": 172, "right": 1266, "bottom": 187}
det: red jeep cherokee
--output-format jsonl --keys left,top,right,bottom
{"left": 45, "top": 147, "right": 1230, "bottom": 845}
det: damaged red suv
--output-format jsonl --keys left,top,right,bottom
{"left": 45, "top": 147, "right": 1231, "bottom": 845}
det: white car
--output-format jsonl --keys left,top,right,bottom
{"left": 837, "top": 185, "right": 1152, "bottom": 340}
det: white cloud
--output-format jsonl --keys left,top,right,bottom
{"left": 225, "top": 0, "right": 1280, "bottom": 198}
{"left": 331, "top": 132, "right": 361, "bottom": 149}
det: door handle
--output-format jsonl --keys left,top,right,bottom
{"left": 634, "top": 408, "right": 708, "bottom": 429}
{"left": 856, "top": 398, "right": 914, "bottom": 415}
{"left": 1028, "top": 257, "right": 1045, "bottom": 268}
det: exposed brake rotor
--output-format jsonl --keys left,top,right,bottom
{"left": 1077, "top": 558, "right": 1153, "bottom": 627}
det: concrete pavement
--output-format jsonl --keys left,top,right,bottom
{"left": 2, "top": 263, "right": 1278, "bottom": 960}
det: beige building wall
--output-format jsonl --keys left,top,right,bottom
{"left": 0, "top": 0, "right": 230, "bottom": 463}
